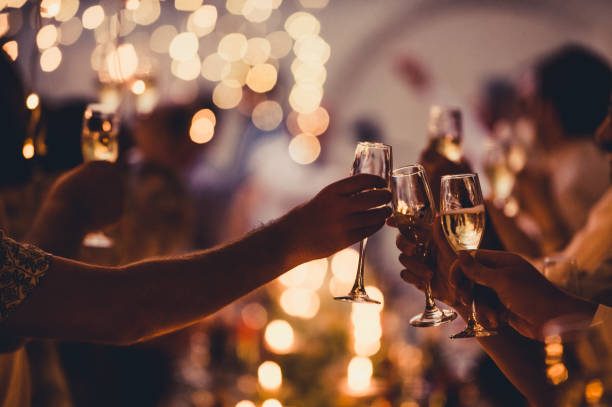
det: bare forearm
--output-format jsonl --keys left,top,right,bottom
{"left": 5, "top": 211, "right": 301, "bottom": 345}
{"left": 477, "top": 328, "right": 556, "bottom": 407}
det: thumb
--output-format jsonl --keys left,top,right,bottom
{"left": 456, "top": 251, "right": 503, "bottom": 290}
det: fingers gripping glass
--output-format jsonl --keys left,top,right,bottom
{"left": 440, "top": 173, "right": 496, "bottom": 339}
{"left": 334, "top": 142, "right": 392, "bottom": 305}
{"left": 392, "top": 165, "right": 457, "bottom": 327}
{"left": 81, "top": 104, "right": 120, "bottom": 249}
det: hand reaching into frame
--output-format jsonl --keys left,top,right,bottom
{"left": 286, "top": 174, "right": 392, "bottom": 264}
{"left": 452, "top": 250, "right": 598, "bottom": 340}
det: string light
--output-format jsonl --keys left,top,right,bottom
{"left": 347, "top": 356, "right": 373, "bottom": 394}
{"left": 40, "top": 46, "right": 62, "bottom": 72}
{"left": 258, "top": 361, "right": 282, "bottom": 391}
{"left": 36, "top": 25, "right": 59, "bottom": 50}
{"left": 169, "top": 32, "right": 198, "bottom": 61}
{"left": 251, "top": 100, "right": 283, "bottom": 131}
{"left": 264, "top": 319, "right": 294, "bottom": 354}
{"left": 82, "top": 5, "right": 105, "bottom": 30}
{"left": 22, "top": 139, "right": 35, "bottom": 159}
{"left": 245, "top": 63, "right": 277, "bottom": 93}
{"left": 26, "top": 93, "right": 40, "bottom": 110}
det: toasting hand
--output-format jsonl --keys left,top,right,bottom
{"left": 452, "top": 251, "right": 598, "bottom": 340}
{"left": 286, "top": 174, "right": 392, "bottom": 264}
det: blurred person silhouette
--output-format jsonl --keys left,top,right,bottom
{"left": 393, "top": 76, "right": 612, "bottom": 407}
{"left": 516, "top": 44, "right": 612, "bottom": 252}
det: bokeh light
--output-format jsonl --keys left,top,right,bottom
{"left": 331, "top": 248, "right": 360, "bottom": 283}
{"left": 169, "top": 32, "right": 198, "bottom": 61}
{"left": 36, "top": 25, "right": 58, "bottom": 50}
{"left": 251, "top": 100, "right": 282, "bottom": 131}
{"left": 218, "top": 32, "right": 248, "bottom": 61}
{"left": 59, "top": 17, "right": 82, "bottom": 45}
{"left": 235, "top": 401, "right": 256, "bottom": 407}
{"left": 105, "top": 43, "right": 138, "bottom": 81}
{"left": 291, "top": 58, "right": 326, "bottom": 85}
{"left": 201, "top": 53, "right": 229, "bottom": 82}
{"left": 241, "top": 302, "right": 267, "bottom": 330}
{"left": 243, "top": 37, "right": 271, "bottom": 65}
{"left": 288, "top": 133, "right": 321, "bottom": 165}
{"left": 82, "top": 5, "right": 105, "bottom": 30}
{"left": 284, "top": 12, "right": 320, "bottom": 40}
{"left": 55, "top": 0, "right": 79, "bottom": 21}
{"left": 172, "top": 55, "right": 202, "bottom": 81}
{"left": 40, "top": 0, "right": 60, "bottom": 18}
{"left": 279, "top": 287, "right": 320, "bottom": 318}
{"left": 7, "top": 0, "right": 26, "bottom": 8}
{"left": 125, "top": 0, "right": 139, "bottom": 10}
{"left": 264, "top": 319, "right": 294, "bottom": 354}
{"left": 221, "top": 60, "right": 249, "bottom": 87}
{"left": 40, "top": 46, "right": 62, "bottom": 72}
{"left": 258, "top": 361, "right": 282, "bottom": 391}
{"left": 278, "top": 258, "right": 327, "bottom": 289}
{"left": 297, "top": 106, "right": 329, "bottom": 136}
{"left": 262, "top": 400, "right": 283, "bottom": 407}
{"left": 212, "top": 82, "right": 243, "bottom": 109}
{"left": 193, "top": 108, "right": 216, "bottom": 126}
{"left": 174, "top": 0, "right": 201, "bottom": 11}
{"left": 242, "top": 0, "right": 273, "bottom": 23}
{"left": 189, "top": 116, "right": 215, "bottom": 144}
{"left": 131, "top": 79, "right": 146, "bottom": 95}
{"left": 354, "top": 340, "right": 381, "bottom": 357}
{"left": 150, "top": 25, "right": 177, "bottom": 54}
{"left": 246, "top": 63, "right": 277, "bottom": 93}
{"left": 188, "top": 4, "right": 217, "bottom": 36}
{"left": 0, "top": 14, "right": 8, "bottom": 37}
{"left": 132, "top": 0, "right": 161, "bottom": 26}
{"left": 25, "top": 93, "right": 39, "bottom": 110}
{"left": 2, "top": 40, "right": 17, "bottom": 61}
{"left": 289, "top": 83, "right": 323, "bottom": 114}
{"left": 225, "top": 0, "right": 246, "bottom": 15}
{"left": 294, "top": 35, "right": 330, "bottom": 65}
{"left": 266, "top": 30, "right": 292, "bottom": 59}
{"left": 299, "top": 0, "right": 329, "bottom": 8}
{"left": 347, "top": 356, "right": 373, "bottom": 394}
{"left": 22, "top": 139, "right": 34, "bottom": 159}
{"left": 585, "top": 379, "right": 604, "bottom": 404}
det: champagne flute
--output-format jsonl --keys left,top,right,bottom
{"left": 81, "top": 103, "right": 119, "bottom": 248}
{"left": 392, "top": 165, "right": 457, "bottom": 327}
{"left": 440, "top": 173, "right": 496, "bottom": 338}
{"left": 428, "top": 105, "right": 462, "bottom": 162}
{"left": 334, "top": 141, "right": 392, "bottom": 304}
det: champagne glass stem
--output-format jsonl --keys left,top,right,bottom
{"left": 424, "top": 281, "right": 436, "bottom": 309}
{"left": 350, "top": 238, "right": 368, "bottom": 295}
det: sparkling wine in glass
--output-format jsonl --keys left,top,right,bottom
{"left": 392, "top": 165, "right": 457, "bottom": 327}
{"left": 440, "top": 173, "right": 496, "bottom": 338}
{"left": 429, "top": 105, "right": 463, "bottom": 162}
{"left": 334, "top": 141, "right": 392, "bottom": 304}
{"left": 81, "top": 103, "right": 119, "bottom": 248}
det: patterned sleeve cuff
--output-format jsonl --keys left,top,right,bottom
{"left": 0, "top": 231, "right": 51, "bottom": 322}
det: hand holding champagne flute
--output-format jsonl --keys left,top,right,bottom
{"left": 392, "top": 165, "right": 457, "bottom": 326}
{"left": 334, "top": 142, "right": 392, "bottom": 304}
{"left": 440, "top": 173, "right": 495, "bottom": 338}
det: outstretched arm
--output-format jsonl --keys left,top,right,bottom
{"left": 2, "top": 174, "right": 391, "bottom": 345}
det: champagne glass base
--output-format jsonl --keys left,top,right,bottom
{"left": 410, "top": 307, "right": 457, "bottom": 327}
{"left": 334, "top": 293, "right": 381, "bottom": 304}
{"left": 450, "top": 321, "right": 497, "bottom": 339}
